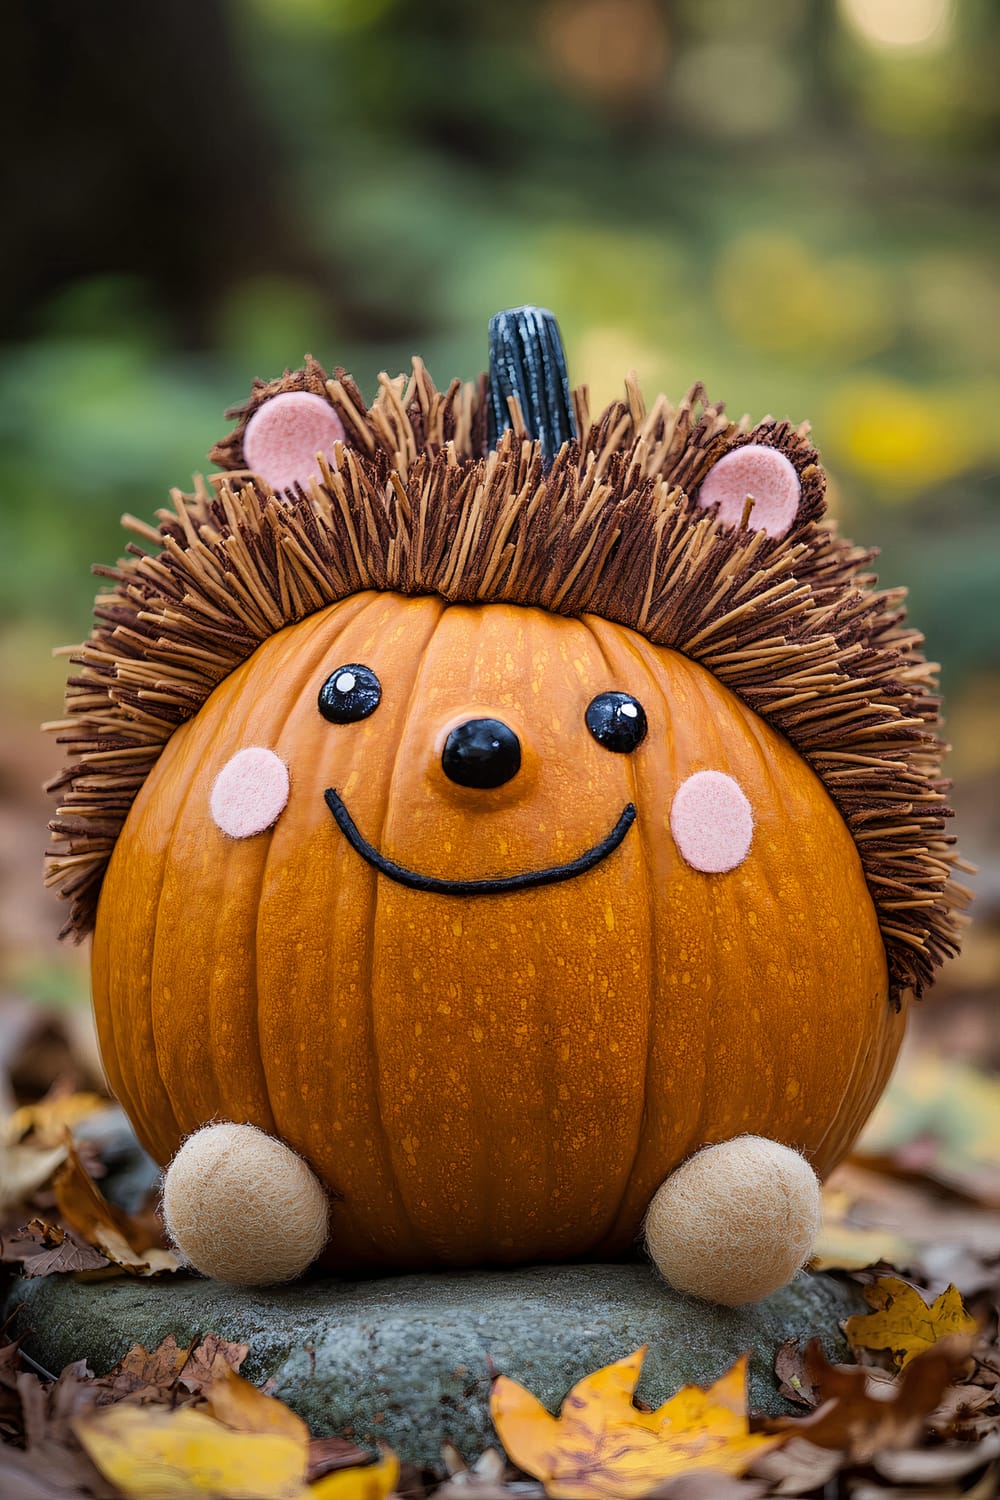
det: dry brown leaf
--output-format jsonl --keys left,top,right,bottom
{"left": 177, "top": 1333, "right": 250, "bottom": 1394}
{"left": 0, "top": 1441, "right": 118, "bottom": 1500}
{"left": 308, "top": 1436, "right": 378, "bottom": 1483}
{"left": 874, "top": 1428, "right": 1000, "bottom": 1483}
{"left": 844, "top": 1276, "right": 978, "bottom": 1368}
{"left": 89, "top": 1333, "right": 252, "bottom": 1410}
{"left": 773, "top": 1340, "right": 821, "bottom": 1410}
{"left": 53, "top": 1137, "right": 180, "bottom": 1276}
{"left": 850, "top": 1475, "right": 997, "bottom": 1500}
{"left": 22, "top": 1230, "right": 112, "bottom": 1278}
{"left": 925, "top": 1379, "right": 999, "bottom": 1439}
{"left": 748, "top": 1435, "right": 842, "bottom": 1495}
{"left": 490, "top": 1347, "right": 786, "bottom": 1499}
{"left": 765, "top": 1335, "right": 971, "bottom": 1462}
{"left": 94, "top": 1335, "right": 196, "bottom": 1404}
{"left": 2, "top": 1217, "right": 111, "bottom": 1276}
{"left": 17, "top": 1366, "right": 50, "bottom": 1447}
{"left": 0, "top": 1346, "right": 116, "bottom": 1499}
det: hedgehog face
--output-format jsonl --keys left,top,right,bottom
{"left": 198, "top": 599, "right": 765, "bottom": 906}
{"left": 203, "top": 598, "right": 645, "bottom": 896}
{"left": 115, "top": 585, "right": 883, "bottom": 998}
{"left": 212, "top": 643, "right": 645, "bottom": 896}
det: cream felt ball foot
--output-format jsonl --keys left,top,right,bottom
{"left": 644, "top": 1136, "right": 821, "bottom": 1306}
{"left": 161, "top": 1123, "right": 329, "bottom": 1285}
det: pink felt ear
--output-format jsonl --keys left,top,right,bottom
{"left": 670, "top": 770, "right": 753, "bottom": 874}
{"left": 696, "top": 443, "right": 801, "bottom": 539}
{"left": 242, "top": 391, "right": 345, "bottom": 492}
{"left": 210, "top": 747, "right": 289, "bottom": 839}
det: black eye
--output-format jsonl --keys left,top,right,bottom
{"left": 585, "top": 692, "right": 647, "bottom": 753}
{"left": 318, "top": 664, "right": 381, "bottom": 723}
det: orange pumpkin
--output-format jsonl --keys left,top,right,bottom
{"left": 49, "top": 309, "right": 963, "bottom": 1283}
{"left": 91, "top": 592, "right": 900, "bottom": 1272}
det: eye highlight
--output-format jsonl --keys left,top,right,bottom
{"left": 318, "top": 664, "right": 381, "bottom": 724}
{"left": 585, "top": 692, "right": 648, "bottom": 753}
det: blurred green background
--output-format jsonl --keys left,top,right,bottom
{"left": 0, "top": 0, "right": 997, "bottom": 1005}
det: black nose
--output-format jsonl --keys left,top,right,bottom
{"left": 442, "top": 718, "right": 522, "bottom": 789}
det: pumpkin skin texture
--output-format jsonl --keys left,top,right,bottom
{"left": 92, "top": 590, "right": 903, "bottom": 1273}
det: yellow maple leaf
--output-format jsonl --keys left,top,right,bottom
{"left": 73, "top": 1374, "right": 397, "bottom": 1500}
{"left": 204, "top": 1366, "right": 310, "bottom": 1446}
{"left": 844, "top": 1276, "right": 977, "bottom": 1368}
{"left": 490, "top": 1347, "right": 785, "bottom": 1499}
{"left": 72, "top": 1402, "right": 309, "bottom": 1500}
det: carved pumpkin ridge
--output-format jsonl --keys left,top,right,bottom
{"left": 46, "top": 360, "right": 967, "bottom": 999}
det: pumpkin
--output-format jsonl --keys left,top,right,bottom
{"left": 48, "top": 307, "right": 963, "bottom": 1285}
{"left": 89, "top": 593, "right": 898, "bottom": 1271}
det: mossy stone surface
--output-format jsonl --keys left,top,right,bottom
{"left": 8, "top": 1265, "right": 864, "bottom": 1465}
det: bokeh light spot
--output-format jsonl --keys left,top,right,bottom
{"left": 838, "top": 0, "right": 952, "bottom": 53}
{"left": 540, "top": 0, "right": 669, "bottom": 104}
{"left": 824, "top": 377, "right": 969, "bottom": 492}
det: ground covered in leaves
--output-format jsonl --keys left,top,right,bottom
{"left": 0, "top": 967, "right": 998, "bottom": 1498}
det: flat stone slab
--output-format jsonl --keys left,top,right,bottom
{"left": 8, "top": 1265, "right": 865, "bottom": 1465}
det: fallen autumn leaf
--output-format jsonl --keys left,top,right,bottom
{"left": 72, "top": 1400, "right": 310, "bottom": 1500}
{"left": 489, "top": 1348, "right": 786, "bottom": 1499}
{"left": 844, "top": 1276, "right": 978, "bottom": 1368}
{"left": 53, "top": 1137, "right": 180, "bottom": 1277}
{"left": 765, "top": 1335, "right": 972, "bottom": 1462}
{"left": 309, "top": 1449, "right": 399, "bottom": 1499}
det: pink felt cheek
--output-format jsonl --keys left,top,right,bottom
{"left": 243, "top": 391, "right": 346, "bottom": 493}
{"left": 210, "top": 748, "right": 290, "bottom": 839}
{"left": 670, "top": 771, "right": 754, "bottom": 874}
{"left": 696, "top": 444, "right": 801, "bottom": 539}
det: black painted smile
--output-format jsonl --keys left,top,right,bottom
{"left": 324, "top": 789, "right": 636, "bottom": 896}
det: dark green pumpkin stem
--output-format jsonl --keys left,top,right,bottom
{"left": 487, "top": 306, "right": 577, "bottom": 464}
